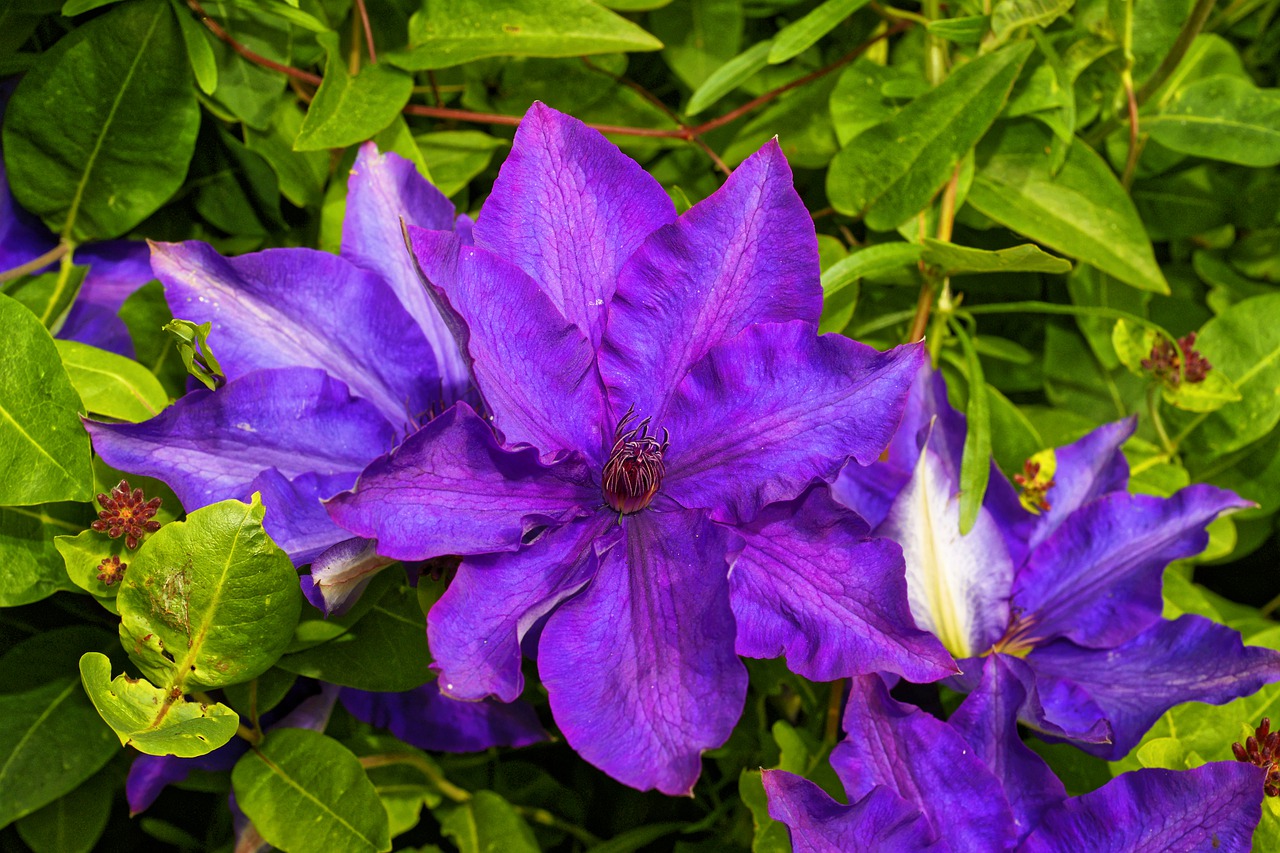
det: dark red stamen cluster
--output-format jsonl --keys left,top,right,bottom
{"left": 1141, "top": 332, "right": 1212, "bottom": 387}
{"left": 1013, "top": 460, "right": 1054, "bottom": 513}
{"left": 1232, "top": 718, "right": 1280, "bottom": 797}
{"left": 91, "top": 479, "right": 163, "bottom": 549}
{"left": 602, "top": 408, "right": 668, "bottom": 515}
{"left": 95, "top": 555, "right": 127, "bottom": 586}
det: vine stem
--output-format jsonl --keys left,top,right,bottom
{"left": 906, "top": 162, "right": 961, "bottom": 344}
{"left": 353, "top": 0, "right": 377, "bottom": 64}
{"left": 187, "top": 0, "right": 321, "bottom": 86}
{"left": 1147, "top": 385, "right": 1177, "bottom": 456}
{"left": 0, "top": 240, "right": 70, "bottom": 284}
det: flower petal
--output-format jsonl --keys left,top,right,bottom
{"left": 58, "top": 301, "right": 135, "bottom": 357}
{"left": 75, "top": 240, "right": 155, "bottom": 312}
{"left": 341, "top": 143, "right": 469, "bottom": 404}
{"left": 1027, "top": 417, "right": 1135, "bottom": 553}
{"left": 473, "top": 102, "right": 675, "bottom": 349}
{"left": 428, "top": 512, "right": 615, "bottom": 703}
{"left": 250, "top": 468, "right": 359, "bottom": 565}
{"left": 153, "top": 240, "right": 440, "bottom": 428}
{"left": 878, "top": 442, "right": 1015, "bottom": 660}
{"left": 729, "top": 485, "right": 955, "bottom": 683}
{"left": 87, "top": 368, "right": 394, "bottom": 511}
{"left": 600, "top": 140, "right": 821, "bottom": 421}
{"left": 299, "top": 536, "right": 393, "bottom": 615}
{"left": 1026, "top": 615, "right": 1280, "bottom": 759}
{"left": 538, "top": 508, "right": 747, "bottom": 795}
{"left": 327, "top": 401, "right": 598, "bottom": 560}
{"left": 663, "top": 323, "right": 924, "bottom": 522}
{"left": 406, "top": 228, "right": 607, "bottom": 458}
{"left": 763, "top": 772, "right": 945, "bottom": 853}
{"left": 340, "top": 682, "right": 546, "bottom": 752}
{"left": 1017, "top": 762, "right": 1264, "bottom": 853}
{"left": 832, "top": 675, "right": 1017, "bottom": 852}
{"left": 1013, "top": 485, "right": 1250, "bottom": 648}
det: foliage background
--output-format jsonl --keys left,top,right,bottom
{"left": 1, "top": 0, "right": 1279, "bottom": 850}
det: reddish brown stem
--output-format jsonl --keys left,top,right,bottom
{"left": 187, "top": 0, "right": 321, "bottom": 86}
{"left": 1122, "top": 74, "right": 1141, "bottom": 188}
{"left": 354, "top": 0, "right": 378, "bottom": 64}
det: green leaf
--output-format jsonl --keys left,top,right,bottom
{"left": 989, "top": 0, "right": 1072, "bottom": 44}
{"left": 652, "top": 0, "right": 743, "bottom": 89}
{"left": 436, "top": 791, "right": 538, "bottom": 853}
{"left": 15, "top": 756, "right": 120, "bottom": 853}
{"left": 829, "top": 58, "right": 920, "bottom": 145}
{"left": 921, "top": 239, "right": 1071, "bottom": 275}
{"left": 2, "top": 0, "right": 199, "bottom": 240}
{"left": 1162, "top": 369, "right": 1241, "bottom": 413}
{"left": 821, "top": 242, "right": 922, "bottom": 297}
{"left": 164, "top": 319, "right": 225, "bottom": 391}
{"left": 827, "top": 41, "right": 1033, "bottom": 230}
{"left": 686, "top": 40, "right": 773, "bottom": 116}
{"left": 245, "top": 97, "right": 327, "bottom": 208}
{"left": 119, "top": 281, "right": 186, "bottom": 399}
{"left": 169, "top": 0, "right": 217, "bottom": 94}
{"left": 0, "top": 294, "right": 93, "bottom": 505}
{"left": 54, "top": 340, "right": 167, "bottom": 422}
{"left": 0, "top": 503, "right": 90, "bottom": 606}
{"left": 78, "top": 652, "right": 239, "bottom": 757}
{"left": 276, "top": 575, "right": 432, "bottom": 691}
{"left": 768, "top": 0, "right": 872, "bottom": 64}
{"left": 1146, "top": 75, "right": 1280, "bottom": 168}
{"left": 951, "top": 321, "right": 992, "bottom": 534}
{"left": 0, "top": 628, "right": 118, "bottom": 828}
{"left": 1111, "top": 318, "right": 1154, "bottom": 373}
{"left": 2, "top": 263, "right": 88, "bottom": 334}
{"left": 55, "top": 529, "right": 125, "bottom": 611}
{"left": 116, "top": 495, "right": 302, "bottom": 692}
{"left": 967, "top": 122, "right": 1169, "bottom": 294}
{"left": 374, "top": 117, "right": 434, "bottom": 184}
{"left": 233, "top": 729, "right": 391, "bottom": 853}
{"left": 200, "top": 0, "right": 290, "bottom": 130}
{"left": 927, "top": 15, "right": 990, "bottom": 46}
{"left": 61, "top": 0, "right": 121, "bottom": 13}
{"left": 417, "top": 131, "right": 507, "bottom": 197}
{"left": 388, "top": 0, "right": 662, "bottom": 71}
{"left": 296, "top": 32, "right": 414, "bottom": 152}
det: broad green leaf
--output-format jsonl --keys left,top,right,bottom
{"left": 388, "top": 0, "right": 662, "bottom": 71}
{"left": 193, "top": 126, "right": 285, "bottom": 236}
{"left": 951, "top": 322, "right": 992, "bottom": 534}
{"left": 296, "top": 32, "right": 414, "bottom": 152}
{"left": 2, "top": 263, "right": 88, "bottom": 333}
{"left": 0, "top": 503, "right": 90, "bottom": 606}
{"left": 928, "top": 15, "right": 990, "bottom": 46}
{"left": 0, "top": 294, "right": 93, "bottom": 505}
{"left": 169, "top": 0, "right": 217, "bottom": 94}
{"left": 1146, "top": 75, "right": 1280, "bottom": 168}
{"left": 55, "top": 529, "right": 125, "bottom": 612}
{"left": 768, "top": 0, "right": 872, "bottom": 64}
{"left": 829, "top": 59, "right": 920, "bottom": 145}
{"left": 921, "top": 239, "right": 1071, "bottom": 275}
{"left": 78, "top": 652, "right": 239, "bottom": 757}
{"left": 417, "top": 131, "right": 507, "bottom": 197}
{"left": 989, "top": 0, "right": 1072, "bottom": 44}
{"left": 2, "top": 0, "right": 199, "bottom": 240}
{"left": 60, "top": 0, "right": 121, "bottom": 13}
{"left": 54, "top": 340, "right": 167, "bottom": 422}
{"left": 967, "top": 122, "right": 1169, "bottom": 293}
{"left": 14, "top": 756, "right": 120, "bottom": 853}
{"left": 1163, "top": 369, "right": 1241, "bottom": 413}
{"left": 1111, "top": 318, "right": 1153, "bottom": 373}
{"left": 821, "top": 242, "right": 922, "bottom": 297}
{"left": 245, "top": 97, "right": 327, "bottom": 208}
{"left": 827, "top": 41, "right": 1033, "bottom": 230}
{"left": 234, "top": 729, "right": 391, "bottom": 853}
{"left": 116, "top": 495, "right": 302, "bottom": 692}
{"left": 652, "top": 0, "right": 743, "bottom": 89}
{"left": 436, "top": 791, "right": 538, "bottom": 853}
{"left": 686, "top": 40, "right": 774, "bottom": 116}
{"left": 201, "top": 0, "right": 291, "bottom": 130}
{"left": 0, "top": 628, "right": 118, "bottom": 828}
{"left": 276, "top": 575, "right": 432, "bottom": 691}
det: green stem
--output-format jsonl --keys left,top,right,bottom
{"left": 1147, "top": 385, "right": 1177, "bottom": 456}
{"left": 0, "top": 241, "right": 70, "bottom": 285}
{"left": 513, "top": 806, "right": 602, "bottom": 847}
{"left": 359, "top": 753, "right": 471, "bottom": 803}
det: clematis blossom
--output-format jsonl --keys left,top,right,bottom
{"left": 85, "top": 143, "right": 472, "bottom": 611}
{"left": 329, "top": 103, "right": 956, "bottom": 795}
{"left": 833, "top": 365, "right": 1280, "bottom": 758}
{"left": 764, "top": 657, "right": 1266, "bottom": 852}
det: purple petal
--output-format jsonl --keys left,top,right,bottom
{"left": 341, "top": 682, "right": 546, "bottom": 752}
{"left": 87, "top": 368, "right": 394, "bottom": 511}
{"left": 0, "top": 150, "right": 56, "bottom": 271}
{"left": 763, "top": 772, "right": 945, "bottom": 853}
{"left": 728, "top": 484, "right": 955, "bottom": 683}
{"left": 1027, "top": 417, "right": 1135, "bottom": 554}
{"left": 250, "top": 468, "right": 357, "bottom": 566}
{"left": 301, "top": 536, "right": 394, "bottom": 615}
{"left": 600, "top": 140, "right": 821, "bottom": 422}
{"left": 75, "top": 241, "right": 155, "bottom": 311}
{"left": 1027, "top": 615, "right": 1280, "bottom": 759}
{"left": 428, "top": 512, "right": 615, "bottom": 702}
{"left": 153, "top": 240, "right": 440, "bottom": 428}
{"left": 538, "top": 508, "right": 747, "bottom": 795}
{"left": 663, "top": 323, "right": 925, "bottom": 522}
{"left": 58, "top": 301, "right": 135, "bottom": 357}
{"left": 473, "top": 102, "right": 675, "bottom": 350}
{"left": 327, "top": 401, "right": 598, "bottom": 560}
{"left": 832, "top": 674, "right": 1017, "bottom": 852}
{"left": 879, "top": 442, "right": 1015, "bottom": 660}
{"left": 274, "top": 682, "right": 341, "bottom": 731}
{"left": 1013, "top": 485, "right": 1251, "bottom": 648}
{"left": 126, "top": 742, "right": 244, "bottom": 815}
{"left": 949, "top": 656, "right": 1067, "bottom": 840}
{"left": 406, "top": 228, "right": 607, "bottom": 458}
{"left": 1018, "top": 762, "right": 1264, "bottom": 853}
{"left": 341, "top": 143, "right": 469, "bottom": 405}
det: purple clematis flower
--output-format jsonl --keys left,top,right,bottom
{"left": 328, "top": 103, "right": 956, "bottom": 795}
{"left": 833, "top": 365, "right": 1280, "bottom": 758}
{"left": 85, "top": 143, "right": 471, "bottom": 611}
{"left": 764, "top": 657, "right": 1266, "bottom": 852}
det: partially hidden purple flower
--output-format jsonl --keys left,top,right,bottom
{"left": 328, "top": 103, "right": 956, "bottom": 795}
{"left": 85, "top": 143, "right": 472, "bottom": 611}
{"left": 764, "top": 656, "right": 1266, "bottom": 852}
{"left": 833, "top": 364, "right": 1280, "bottom": 758}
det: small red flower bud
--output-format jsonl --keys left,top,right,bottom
{"left": 91, "top": 479, "right": 163, "bottom": 549}
{"left": 96, "top": 555, "right": 127, "bottom": 586}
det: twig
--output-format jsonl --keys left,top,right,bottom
{"left": 353, "top": 0, "right": 377, "bottom": 64}
{"left": 0, "top": 240, "right": 70, "bottom": 284}
{"left": 186, "top": 0, "right": 321, "bottom": 87}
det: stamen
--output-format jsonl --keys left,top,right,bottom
{"left": 1014, "top": 451, "right": 1056, "bottom": 515}
{"left": 1232, "top": 718, "right": 1280, "bottom": 797}
{"left": 987, "top": 608, "right": 1043, "bottom": 658}
{"left": 602, "top": 407, "right": 668, "bottom": 515}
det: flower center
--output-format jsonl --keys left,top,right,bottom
{"left": 602, "top": 408, "right": 668, "bottom": 515}
{"left": 91, "top": 479, "right": 163, "bottom": 550}
{"left": 1232, "top": 717, "right": 1280, "bottom": 797}
{"left": 987, "top": 609, "right": 1042, "bottom": 658}
{"left": 1014, "top": 451, "right": 1056, "bottom": 515}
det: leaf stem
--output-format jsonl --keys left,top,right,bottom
{"left": 0, "top": 240, "right": 71, "bottom": 284}
{"left": 513, "top": 805, "right": 603, "bottom": 847}
{"left": 1147, "top": 385, "right": 1177, "bottom": 456}
{"left": 1121, "top": 71, "right": 1143, "bottom": 189}
{"left": 354, "top": 0, "right": 377, "bottom": 64}
{"left": 358, "top": 752, "right": 471, "bottom": 802}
